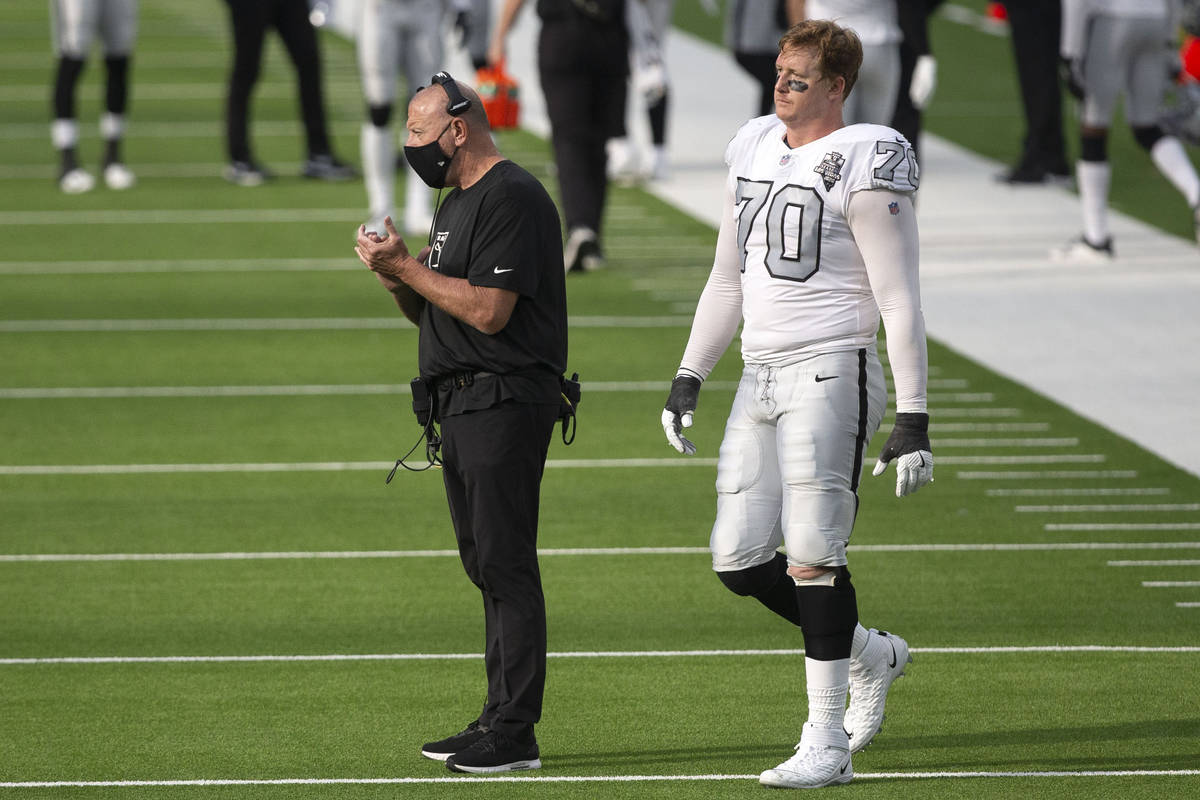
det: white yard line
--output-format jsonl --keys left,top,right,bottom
{"left": 0, "top": 458, "right": 720, "bottom": 476}
{"left": 1108, "top": 560, "right": 1200, "bottom": 566}
{"left": 931, "top": 438, "right": 1079, "bottom": 448}
{"left": 4, "top": 542, "right": 1197, "bottom": 564}
{"left": 959, "top": 471, "right": 1137, "bottom": 480}
{"left": 3, "top": 645, "right": 1197, "bottom": 667}
{"left": 0, "top": 316, "right": 690, "bottom": 332}
{"left": 0, "top": 258, "right": 360, "bottom": 274}
{"left": 0, "top": 381, "right": 741, "bottom": 400}
{"left": 1142, "top": 581, "right": 1200, "bottom": 588}
{"left": 3, "top": 770, "right": 1196, "bottom": 788}
{"left": 1017, "top": 504, "right": 1200, "bottom": 513}
{"left": 988, "top": 488, "right": 1169, "bottom": 497}
{"left": 1048, "top": 523, "right": 1200, "bottom": 530}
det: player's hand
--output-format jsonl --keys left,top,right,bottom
{"left": 872, "top": 412, "right": 934, "bottom": 497}
{"left": 662, "top": 374, "right": 701, "bottom": 455}
{"left": 1059, "top": 57, "right": 1084, "bottom": 100}
{"left": 909, "top": 54, "right": 937, "bottom": 109}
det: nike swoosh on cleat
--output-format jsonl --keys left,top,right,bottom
{"left": 840, "top": 762, "right": 848, "bottom": 775}
{"left": 887, "top": 641, "right": 897, "bottom": 669}
{"left": 815, "top": 375, "right": 839, "bottom": 382}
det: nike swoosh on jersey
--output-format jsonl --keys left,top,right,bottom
{"left": 493, "top": 266, "right": 514, "bottom": 274}
{"left": 815, "top": 374, "right": 839, "bottom": 382}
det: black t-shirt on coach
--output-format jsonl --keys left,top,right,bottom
{"left": 417, "top": 160, "right": 567, "bottom": 417}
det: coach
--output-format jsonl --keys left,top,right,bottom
{"left": 354, "top": 74, "right": 567, "bottom": 775}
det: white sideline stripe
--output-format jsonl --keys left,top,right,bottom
{"left": 938, "top": 455, "right": 1105, "bottom": 465}
{"left": 0, "top": 316, "right": 691, "bottom": 332}
{"left": 931, "top": 438, "right": 1078, "bottom": 448}
{"left": 926, "top": 392, "right": 994, "bottom": 402}
{"left": 0, "top": 258, "right": 360, "bottom": 274}
{"left": 988, "top": 488, "right": 1169, "bottom": 497}
{"left": 1048, "top": 523, "right": 1200, "bottom": 531}
{"left": 959, "top": 470, "right": 1137, "bottom": 480}
{"left": 2, "top": 770, "right": 1198, "bottom": 788}
{"left": 2, "top": 770, "right": 1197, "bottom": 788}
{"left": 3, "top": 645, "right": 1197, "bottom": 666}
{"left": 0, "top": 459, "right": 719, "bottom": 476}
{"left": 0, "top": 381, "right": 741, "bottom": 400}
{"left": 1108, "top": 560, "right": 1200, "bottom": 566}
{"left": 1143, "top": 581, "right": 1200, "bottom": 588}
{"left": 921, "top": 408, "right": 1022, "bottom": 417}
{"left": 1017, "top": 503, "right": 1200, "bottom": 513}
{"left": 0, "top": 81, "right": 364, "bottom": 102}
{"left": 0, "top": 208, "right": 370, "bottom": 226}
{"left": 5, "top": 542, "right": 1196, "bottom": 564}
{"left": 0, "top": 457, "right": 1111, "bottom": 475}
{"left": 0, "top": 120, "right": 363, "bottom": 139}
{"left": 1178, "top": 602, "right": 1200, "bottom": 607}
{"left": 932, "top": 423, "right": 1050, "bottom": 432}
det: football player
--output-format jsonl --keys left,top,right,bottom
{"left": 358, "top": 0, "right": 471, "bottom": 235}
{"left": 49, "top": 0, "right": 138, "bottom": 193}
{"left": 608, "top": 0, "right": 675, "bottom": 183}
{"left": 1054, "top": 0, "right": 1200, "bottom": 259}
{"left": 661, "top": 18, "right": 932, "bottom": 790}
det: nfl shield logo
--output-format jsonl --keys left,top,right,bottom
{"left": 779, "top": 153, "right": 792, "bottom": 166}
{"left": 888, "top": 201, "right": 900, "bottom": 215}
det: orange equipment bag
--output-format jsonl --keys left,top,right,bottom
{"left": 476, "top": 62, "right": 520, "bottom": 130}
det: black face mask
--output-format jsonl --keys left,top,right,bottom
{"left": 404, "top": 121, "right": 457, "bottom": 188}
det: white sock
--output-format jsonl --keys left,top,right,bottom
{"left": 805, "top": 657, "right": 850, "bottom": 729}
{"left": 1150, "top": 136, "right": 1200, "bottom": 209}
{"left": 51, "top": 118, "right": 78, "bottom": 150}
{"left": 99, "top": 112, "right": 125, "bottom": 141}
{"left": 1076, "top": 159, "right": 1111, "bottom": 245}
{"left": 361, "top": 123, "right": 395, "bottom": 222}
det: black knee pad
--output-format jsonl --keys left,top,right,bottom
{"left": 368, "top": 103, "right": 393, "bottom": 128}
{"left": 53, "top": 56, "right": 86, "bottom": 119}
{"left": 796, "top": 567, "right": 858, "bottom": 660}
{"left": 717, "top": 552, "right": 788, "bottom": 597}
{"left": 104, "top": 55, "right": 130, "bottom": 114}
{"left": 1080, "top": 132, "right": 1108, "bottom": 162}
{"left": 1132, "top": 125, "right": 1164, "bottom": 152}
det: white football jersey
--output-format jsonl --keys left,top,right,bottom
{"left": 723, "top": 115, "right": 918, "bottom": 366}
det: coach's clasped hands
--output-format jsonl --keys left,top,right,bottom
{"left": 872, "top": 411, "right": 934, "bottom": 497}
{"left": 661, "top": 374, "right": 701, "bottom": 455}
{"left": 355, "top": 216, "right": 422, "bottom": 291}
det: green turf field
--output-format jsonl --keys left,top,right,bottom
{"left": 1, "top": 1, "right": 1198, "bottom": 797}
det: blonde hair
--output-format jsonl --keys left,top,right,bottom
{"left": 778, "top": 19, "right": 863, "bottom": 99}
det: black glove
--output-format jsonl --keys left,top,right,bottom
{"left": 872, "top": 412, "right": 934, "bottom": 497}
{"left": 1059, "top": 57, "right": 1085, "bottom": 100}
{"left": 454, "top": 10, "right": 472, "bottom": 48}
{"left": 661, "top": 374, "right": 701, "bottom": 454}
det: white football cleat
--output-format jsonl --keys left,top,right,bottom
{"left": 103, "top": 162, "right": 136, "bottom": 190}
{"left": 845, "top": 628, "right": 911, "bottom": 754}
{"left": 1049, "top": 235, "right": 1114, "bottom": 263}
{"left": 59, "top": 168, "right": 95, "bottom": 194}
{"left": 759, "top": 722, "right": 852, "bottom": 789}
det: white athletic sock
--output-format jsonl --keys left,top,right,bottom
{"left": 1150, "top": 136, "right": 1200, "bottom": 209}
{"left": 51, "top": 118, "right": 78, "bottom": 150}
{"left": 99, "top": 112, "right": 125, "bottom": 141}
{"left": 805, "top": 657, "right": 850, "bottom": 729}
{"left": 1076, "top": 160, "right": 1111, "bottom": 245}
{"left": 361, "top": 123, "right": 395, "bottom": 222}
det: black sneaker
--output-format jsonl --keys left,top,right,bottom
{"left": 445, "top": 729, "right": 541, "bottom": 774}
{"left": 224, "top": 160, "right": 272, "bottom": 187}
{"left": 420, "top": 720, "right": 489, "bottom": 762}
{"left": 302, "top": 154, "right": 357, "bottom": 181}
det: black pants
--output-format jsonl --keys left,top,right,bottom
{"left": 537, "top": 18, "right": 627, "bottom": 236}
{"left": 222, "top": 0, "right": 331, "bottom": 162}
{"left": 734, "top": 52, "right": 777, "bottom": 118}
{"left": 440, "top": 401, "right": 559, "bottom": 738}
{"left": 1006, "top": 0, "right": 1068, "bottom": 173}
